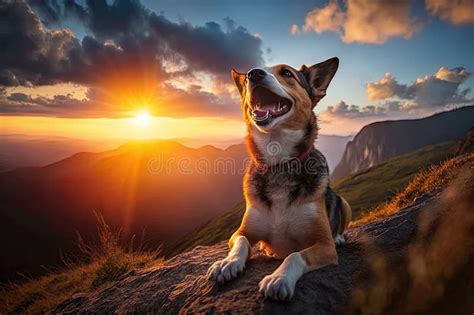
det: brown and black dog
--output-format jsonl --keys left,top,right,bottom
{"left": 207, "top": 57, "right": 352, "bottom": 300}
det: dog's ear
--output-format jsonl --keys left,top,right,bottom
{"left": 300, "top": 57, "right": 339, "bottom": 106}
{"left": 231, "top": 69, "right": 246, "bottom": 98}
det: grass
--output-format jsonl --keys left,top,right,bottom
{"left": 166, "top": 140, "right": 459, "bottom": 257}
{"left": 0, "top": 214, "right": 162, "bottom": 314}
{"left": 332, "top": 140, "right": 457, "bottom": 217}
{"left": 164, "top": 202, "right": 245, "bottom": 258}
{"left": 351, "top": 152, "right": 474, "bottom": 227}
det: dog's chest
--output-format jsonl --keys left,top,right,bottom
{"left": 253, "top": 200, "right": 320, "bottom": 258}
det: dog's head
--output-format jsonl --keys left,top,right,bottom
{"left": 231, "top": 57, "right": 339, "bottom": 132}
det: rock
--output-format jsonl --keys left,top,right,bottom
{"left": 54, "top": 173, "right": 474, "bottom": 314}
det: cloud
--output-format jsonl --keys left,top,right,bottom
{"left": 290, "top": 24, "right": 300, "bottom": 35}
{"left": 322, "top": 100, "right": 413, "bottom": 118}
{"left": 0, "top": 0, "right": 264, "bottom": 118}
{"left": 0, "top": 83, "right": 242, "bottom": 119}
{"left": 318, "top": 100, "right": 418, "bottom": 135}
{"left": 367, "top": 73, "right": 409, "bottom": 101}
{"left": 299, "top": 0, "right": 421, "bottom": 44}
{"left": 321, "top": 66, "right": 473, "bottom": 130}
{"left": 302, "top": 0, "right": 344, "bottom": 34}
{"left": 367, "top": 66, "right": 472, "bottom": 108}
{"left": 426, "top": 0, "right": 474, "bottom": 25}
{"left": 434, "top": 66, "right": 471, "bottom": 83}
{"left": 26, "top": 0, "right": 263, "bottom": 79}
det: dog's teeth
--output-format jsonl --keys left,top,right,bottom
{"left": 253, "top": 111, "right": 270, "bottom": 122}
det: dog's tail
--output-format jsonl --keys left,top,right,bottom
{"left": 338, "top": 196, "right": 352, "bottom": 235}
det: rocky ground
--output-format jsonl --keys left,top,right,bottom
{"left": 54, "top": 171, "right": 474, "bottom": 314}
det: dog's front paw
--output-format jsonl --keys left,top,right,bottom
{"left": 259, "top": 273, "right": 296, "bottom": 300}
{"left": 207, "top": 256, "right": 245, "bottom": 283}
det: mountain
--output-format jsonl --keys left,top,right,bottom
{"left": 0, "top": 140, "right": 247, "bottom": 281}
{"left": 315, "top": 134, "right": 353, "bottom": 171}
{"left": 331, "top": 106, "right": 474, "bottom": 180}
{"left": 0, "top": 134, "right": 118, "bottom": 172}
{"left": 165, "top": 138, "right": 459, "bottom": 258}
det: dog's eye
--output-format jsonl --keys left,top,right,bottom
{"left": 281, "top": 69, "right": 293, "bottom": 78}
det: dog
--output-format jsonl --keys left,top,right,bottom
{"left": 207, "top": 57, "right": 352, "bottom": 300}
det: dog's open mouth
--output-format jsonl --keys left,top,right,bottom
{"left": 250, "top": 86, "right": 293, "bottom": 126}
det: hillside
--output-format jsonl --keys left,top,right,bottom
{"left": 331, "top": 106, "right": 474, "bottom": 180}
{"left": 455, "top": 127, "right": 474, "bottom": 155}
{"left": 0, "top": 140, "right": 247, "bottom": 281}
{"left": 14, "top": 154, "right": 473, "bottom": 314}
{"left": 165, "top": 139, "right": 458, "bottom": 258}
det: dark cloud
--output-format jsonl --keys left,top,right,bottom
{"left": 0, "top": 92, "right": 88, "bottom": 116}
{"left": 148, "top": 15, "right": 263, "bottom": 76}
{"left": 0, "top": 83, "right": 241, "bottom": 119}
{"left": 21, "top": 0, "right": 263, "bottom": 81}
{"left": 0, "top": 0, "right": 264, "bottom": 118}
{"left": 0, "top": 0, "right": 82, "bottom": 86}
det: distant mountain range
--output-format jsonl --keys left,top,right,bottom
{"left": 0, "top": 134, "right": 118, "bottom": 172}
{"left": 331, "top": 106, "right": 474, "bottom": 180}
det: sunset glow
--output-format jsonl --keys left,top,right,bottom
{"left": 0, "top": 115, "right": 246, "bottom": 148}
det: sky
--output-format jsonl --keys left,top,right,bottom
{"left": 1, "top": 0, "right": 473, "bottom": 146}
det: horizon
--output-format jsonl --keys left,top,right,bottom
{"left": 2, "top": 105, "right": 471, "bottom": 149}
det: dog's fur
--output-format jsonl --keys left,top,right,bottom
{"left": 207, "top": 57, "right": 352, "bottom": 300}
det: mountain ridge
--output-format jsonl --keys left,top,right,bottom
{"left": 331, "top": 106, "right": 474, "bottom": 180}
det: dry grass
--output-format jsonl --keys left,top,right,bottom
{"left": 351, "top": 152, "right": 474, "bottom": 227}
{"left": 0, "top": 214, "right": 162, "bottom": 314}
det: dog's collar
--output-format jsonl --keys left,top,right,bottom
{"left": 296, "top": 71, "right": 313, "bottom": 97}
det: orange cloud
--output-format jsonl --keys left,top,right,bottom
{"left": 290, "top": 24, "right": 300, "bottom": 35}
{"left": 300, "top": 0, "right": 421, "bottom": 44}
{"left": 367, "top": 73, "right": 407, "bottom": 101}
{"left": 434, "top": 66, "right": 471, "bottom": 83}
{"left": 302, "top": 0, "right": 344, "bottom": 34}
{"left": 426, "top": 0, "right": 474, "bottom": 25}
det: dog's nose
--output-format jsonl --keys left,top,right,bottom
{"left": 247, "top": 68, "right": 266, "bottom": 82}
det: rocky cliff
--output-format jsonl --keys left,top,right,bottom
{"left": 54, "top": 165, "right": 474, "bottom": 314}
{"left": 331, "top": 106, "right": 474, "bottom": 180}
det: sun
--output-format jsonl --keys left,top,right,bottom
{"left": 135, "top": 111, "right": 151, "bottom": 127}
